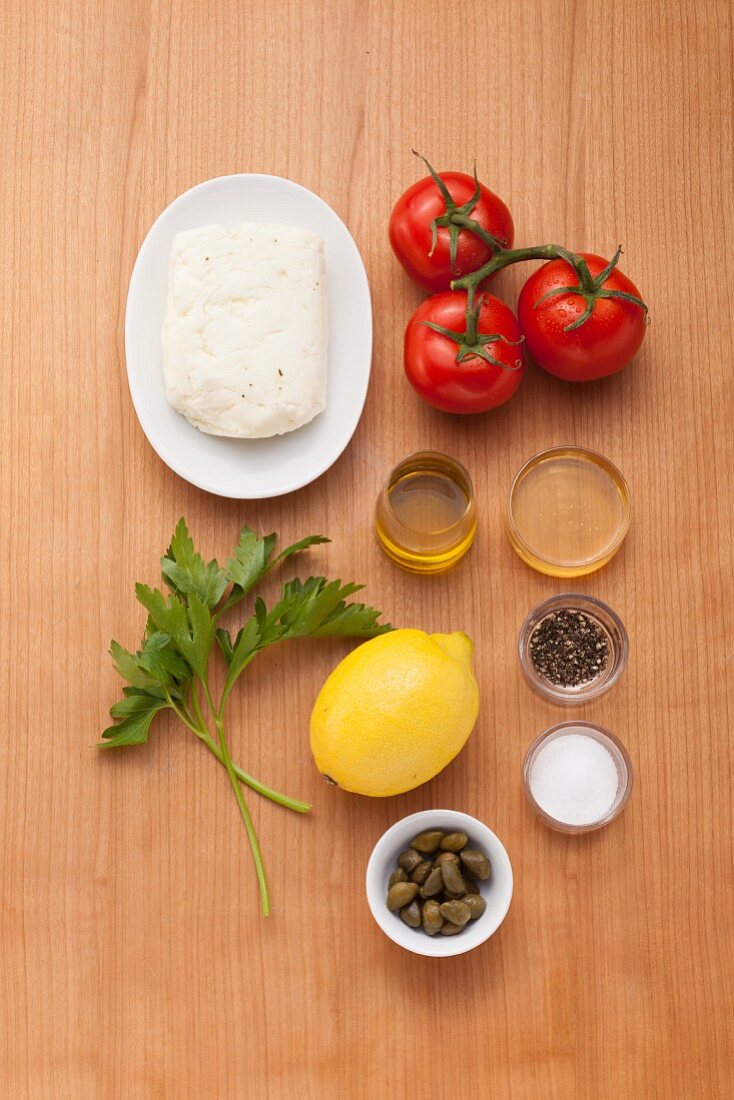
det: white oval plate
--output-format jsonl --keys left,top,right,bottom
{"left": 125, "top": 174, "right": 372, "bottom": 498}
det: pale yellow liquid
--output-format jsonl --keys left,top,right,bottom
{"left": 510, "top": 453, "right": 628, "bottom": 576}
{"left": 388, "top": 471, "right": 468, "bottom": 535}
{"left": 375, "top": 457, "right": 476, "bottom": 573}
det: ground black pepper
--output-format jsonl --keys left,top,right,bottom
{"left": 528, "top": 608, "right": 609, "bottom": 687}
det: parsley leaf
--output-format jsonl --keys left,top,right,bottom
{"left": 136, "top": 632, "right": 191, "bottom": 686}
{"left": 109, "top": 639, "right": 159, "bottom": 692}
{"left": 220, "top": 617, "right": 261, "bottom": 700}
{"left": 311, "top": 594, "right": 391, "bottom": 638}
{"left": 222, "top": 529, "right": 330, "bottom": 613}
{"left": 218, "top": 577, "right": 391, "bottom": 709}
{"left": 274, "top": 534, "right": 330, "bottom": 565}
{"left": 215, "top": 628, "right": 235, "bottom": 666}
{"left": 268, "top": 577, "right": 390, "bottom": 641}
{"left": 134, "top": 585, "right": 214, "bottom": 682}
{"left": 101, "top": 519, "right": 392, "bottom": 916}
{"left": 99, "top": 688, "right": 169, "bottom": 748}
{"left": 162, "top": 518, "right": 228, "bottom": 608}
{"left": 224, "top": 528, "right": 277, "bottom": 600}
{"left": 109, "top": 633, "right": 190, "bottom": 697}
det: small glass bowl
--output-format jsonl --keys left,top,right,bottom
{"left": 505, "top": 445, "right": 631, "bottom": 577}
{"left": 518, "top": 593, "right": 629, "bottom": 705}
{"left": 375, "top": 451, "right": 477, "bottom": 574}
{"left": 522, "top": 721, "right": 633, "bottom": 834}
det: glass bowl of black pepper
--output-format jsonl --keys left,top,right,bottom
{"left": 518, "top": 594, "right": 629, "bottom": 705}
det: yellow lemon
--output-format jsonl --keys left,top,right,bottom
{"left": 310, "top": 629, "right": 479, "bottom": 797}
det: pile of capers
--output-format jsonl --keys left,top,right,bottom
{"left": 386, "top": 829, "right": 490, "bottom": 936}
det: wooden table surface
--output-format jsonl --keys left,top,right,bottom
{"left": 2, "top": 2, "right": 733, "bottom": 1096}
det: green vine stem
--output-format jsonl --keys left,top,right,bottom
{"left": 453, "top": 235, "right": 647, "bottom": 332}
{"left": 414, "top": 151, "right": 648, "bottom": 333}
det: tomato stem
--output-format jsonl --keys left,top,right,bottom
{"left": 416, "top": 150, "right": 648, "bottom": 336}
{"left": 412, "top": 149, "right": 487, "bottom": 268}
{"left": 465, "top": 285, "right": 478, "bottom": 345}
{"left": 450, "top": 222, "right": 647, "bottom": 332}
{"left": 420, "top": 310, "right": 524, "bottom": 370}
{"left": 449, "top": 222, "right": 593, "bottom": 291}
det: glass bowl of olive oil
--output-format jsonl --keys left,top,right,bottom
{"left": 506, "top": 446, "right": 631, "bottom": 578}
{"left": 375, "top": 451, "right": 476, "bottom": 574}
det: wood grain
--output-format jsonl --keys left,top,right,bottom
{"left": 1, "top": 1, "right": 733, "bottom": 1096}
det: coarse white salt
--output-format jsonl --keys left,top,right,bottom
{"left": 529, "top": 733, "right": 619, "bottom": 826}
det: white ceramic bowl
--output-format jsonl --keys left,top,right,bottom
{"left": 125, "top": 173, "right": 372, "bottom": 499}
{"left": 366, "top": 810, "right": 513, "bottom": 957}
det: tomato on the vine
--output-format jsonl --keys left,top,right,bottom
{"left": 404, "top": 290, "right": 524, "bottom": 414}
{"left": 517, "top": 253, "right": 647, "bottom": 381}
{"left": 389, "top": 170, "right": 514, "bottom": 293}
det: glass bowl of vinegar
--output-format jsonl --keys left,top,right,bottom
{"left": 506, "top": 446, "right": 631, "bottom": 578}
{"left": 375, "top": 451, "right": 476, "bottom": 574}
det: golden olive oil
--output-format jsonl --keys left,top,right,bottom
{"left": 376, "top": 452, "right": 476, "bottom": 574}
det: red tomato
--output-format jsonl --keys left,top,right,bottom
{"left": 517, "top": 253, "right": 647, "bottom": 381}
{"left": 404, "top": 291, "right": 525, "bottom": 414}
{"left": 389, "top": 171, "right": 514, "bottom": 293}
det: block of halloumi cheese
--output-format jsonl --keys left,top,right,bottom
{"left": 162, "top": 222, "right": 327, "bottom": 438}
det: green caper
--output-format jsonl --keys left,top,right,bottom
{"left": 439, "top": 900, "right": 471, "bottom": 927}
{"left": 459, "top": 849, "right": 491, "bottom": 880}
{"left": 440, "top": 831, "right": 469, "bottom": 852}
{"left": 462, "top": 893, "right": 487, "bottom": 920}
{"left": 387, "top": 833, "right": 489, "bottom": 936}
{"left": 387, "top": 881, "right": 419, "bottom": 911}
{"left": 434, "top": 851, "right": 459, "bottom": 866}
{"left": 422, "top": 899, "right": 444, "bottom": 936}
{"left": 440, "top": 859, "right": 467, "bottom": 896}
{"left": 410, "top": 830, "right": 444, "bottom": 854}
{"left": 399, "top": 900, "right": 422, "bottom": 928}
{"left": 397, "top": 848, "right": 424, "bottom": 873}
{"left": 409, "top": 859, "right": 433, "bottom": 886}
{"left": 419, "top": 866, "right": 444, "bottom": 898}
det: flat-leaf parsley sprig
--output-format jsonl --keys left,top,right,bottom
{"left": 101, "top": 519, "right": 392, "bottom": 915}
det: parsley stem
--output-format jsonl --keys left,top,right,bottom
{"left": 218, "top": 651, "right": 258, "bottom": 718}
{"left": 170, "top": 689, "right": 310, "bottom": 813}
{"left": 191, "top": 686, "right": 207, "bottom": 731}
{"left": 209, "top": 689, "right": 270, "bottom": 916}
{"left": 165, "top": 694, "right": 202, "bottom": 737}
{"left": 203, "top": 740, "right": 311, "bottom": 813}
{"left": 215, "top": 748, "right": 310, "bottom": 809}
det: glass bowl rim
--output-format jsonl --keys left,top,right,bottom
{"left": 518, "top": 592, "right": 629, "bottom": 704}
{"left": 378, "top": 450, "right": 476, "bottom": 539}
{"left": 505, "top": 444, "right": 632, "bottom": 570}
{"left": 522, "top": 720, "right": 634, "bottom": 834}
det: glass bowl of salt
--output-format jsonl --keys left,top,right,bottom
{"left": 522, "top": 721, "right": 633, "bottom": 833}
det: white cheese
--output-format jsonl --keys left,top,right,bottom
{"left": 162, "top": 222, "right": 327, "bottom": 438}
